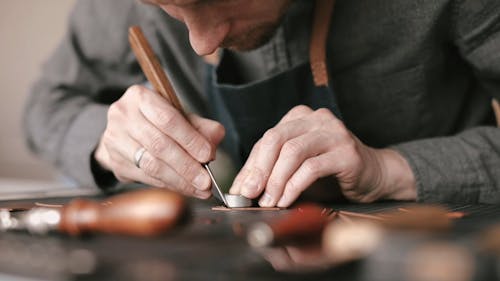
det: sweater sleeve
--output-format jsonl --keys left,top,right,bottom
{"left": 392, "top": 0, "right": 500, "bottom": 204}
{"left": 23, "top": 0, "right": 155, "bottom": 189}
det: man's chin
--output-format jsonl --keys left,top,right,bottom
{"left": 221, "top": 23, "right": 279, "bottom": 52}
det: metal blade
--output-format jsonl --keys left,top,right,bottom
{"left": 204, "top": 164, "right": 229, "bottom": 207}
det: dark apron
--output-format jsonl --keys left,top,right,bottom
{"left": 205, "top": 0, "right": 338, "bottom": 169}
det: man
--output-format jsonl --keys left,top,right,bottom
{"left": 24, "top": 0, "right": 500, "bottom": 207}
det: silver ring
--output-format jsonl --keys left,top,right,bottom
{"left": 134, "top": 147, "right": 147, "bottom": 169}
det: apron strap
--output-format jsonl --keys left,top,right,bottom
{"left": 309, "top": 0, "right": 336, "bottom": 87}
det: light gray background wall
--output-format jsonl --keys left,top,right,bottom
{"left": 0, "top": 1, "right": 76, "bottom": 180}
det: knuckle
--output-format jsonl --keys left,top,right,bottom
{"left": 266, "top": 177, "right": 283, "bottom": 191}
{"left": 107, "top": 104, "right": 117, "bottom": 119}
{"left": 261, "top": 129, "right": 282, "bottom": 147}
{"left": 141, "top": 156, "right": 162, "bottom": 177}
{"left": 156, "top": 109, "right": 178, "bottom": 131}
{"left": 148, "top": 132, "right": 171, "bottom": 157}
{"left": 281, "top": 139, "right": 304, "bottom": 158}
{"left": 184, "top": 133, "right": 207, "bottom": 155}
{"left": 328, "top": 117, "right": 347, "bottom": 133}
{"left": 290, "top": 105, "right": 312, "bottom": 115}
{"left": 286, "top": 179, "right": 301, "bottom": 193}
{"left": 302, "top": 158, "right": 321, "bottom": 178}
{"left": 126, "top": 84, "right": 146, "bottom": 97}
{"left": 315, "top": 108, "right": 335, "bottom": 119}
{"left": 107, "top": 102, "right": 125, "bottom": 121}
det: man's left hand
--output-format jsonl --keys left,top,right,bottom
{"left": 229, "top": 105, "right": 417, "bottom": 207}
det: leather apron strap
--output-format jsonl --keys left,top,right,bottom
{"left": 309, "top": 0, "right": 336, "bottom": 87}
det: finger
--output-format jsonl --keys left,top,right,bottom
{"left": 109, "top": 146, "right": 211, "bottom": 199}
{"left": 138, "top": 90, "right": 214, "bottom": 163}
{"left": 111, "top": 155, "right": 166, "bottom": 188}
{"left": 230, "top": 117, "right": 317, "bottom": 198}
{"left": 277, "top": 105, "right": 313, "bottom": 124}
{"left": 276, "top": 152, "right": 338, "bottom": 207}
{"left": 101, "top": 137, "right": 167, "bottom": 187}
{"left": 102, "top": 133, "right": 205, "bottom": 196}
{"left": 129, "top": 113, "right": 212, "bottom": 191}
{"left": 137, "top": 149, "right": 211, "bottom": 199}
{"left": 188, "top": 114, "right": 226, "bottom": 147}
{"left": 259, "top": 132, "right": 332, "bottom": 207}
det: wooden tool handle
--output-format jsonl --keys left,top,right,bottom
{"left": 379, "top": 206, "right": 452, "bottom": 232}
{"left": 247, "top": 204, "right": 328, "bottom": 248}
{"left": 128, "top": 26, "right": 185, "bottom": 115}
{"left": 59, "top": 188, "right": 187, "bottom": 236}
{"left": 322, "top": 206, "right": 452, "bottom": 264}
{"left": 492, "top": 98, "right": 500, "bottom": 127}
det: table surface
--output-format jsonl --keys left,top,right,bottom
{"left": 0, "top": 196, "right": 498, "bottom": 281}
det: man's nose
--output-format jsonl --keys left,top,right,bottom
{"left": 184, "top": 17, "right": 230, "bottom": 56}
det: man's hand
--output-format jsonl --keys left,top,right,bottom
{"left": 229, "top": 105, "right": 416, "bottom": 207}
{"left": 94, "top": 85, "right": 225, "bottom": 199}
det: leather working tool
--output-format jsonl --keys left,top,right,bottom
{"left": 128, "top": 26, "right": 251, "bottom": 208}
{"left": 0, "top": 188, "right": 186, "bottom": 236}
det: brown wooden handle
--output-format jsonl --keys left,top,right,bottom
{"left": 379, "top": 206, "right": 452, "bottom": 232}
{"left": 247, "top": 204, "right": 328, "bottom": 247}
{"left": 322, "top": 206, "right": 452, "bottom": 264}
{"left": 59, "top": 188, "right": 187, "bottom": 236}
{"left": 128, "top": 26, "right": 186, "bottom": 116}
{"left": 492, "top": 98, "right": 500, "bottom": 127}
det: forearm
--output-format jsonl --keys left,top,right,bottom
{"left": 24, "top": 89, "right": 109, "bottom": 187}
{"left": 392, "top": 126, "right": 500, "bottom": 204}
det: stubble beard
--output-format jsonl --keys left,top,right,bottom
{"left": 220, "top": 1, "right": 291, "bottom": 52}
{"left": 220, "top": 21, "right": 281, "bottom": 52}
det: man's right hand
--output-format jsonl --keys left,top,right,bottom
{"left": 94, "top": 85, "right": 225, "bottom": 199}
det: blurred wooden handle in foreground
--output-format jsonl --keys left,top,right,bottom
{"left": 11, "top": 189, "right": 187, "bottom": 237}
{"left": 493, "top": 98, "right": 500, "bottom": 127}
{"left": 59, "top": 188, "right": 187, "bottom": 236}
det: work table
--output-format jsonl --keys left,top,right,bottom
{"left": 0, "top": 194, "right": 498, "bottom": 281}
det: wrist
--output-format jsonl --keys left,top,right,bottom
{"left": 377, "top": 148, "right": 417, "bottom": 201}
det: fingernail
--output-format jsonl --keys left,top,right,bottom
{"left": 259, "top": 193, "right": 274, "bottom": 207}
{"left": 193, "top": 173, "right": 210, "bottom": 190}
{"left": 194, "top": 189, "right": 210, "bottom": 199}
